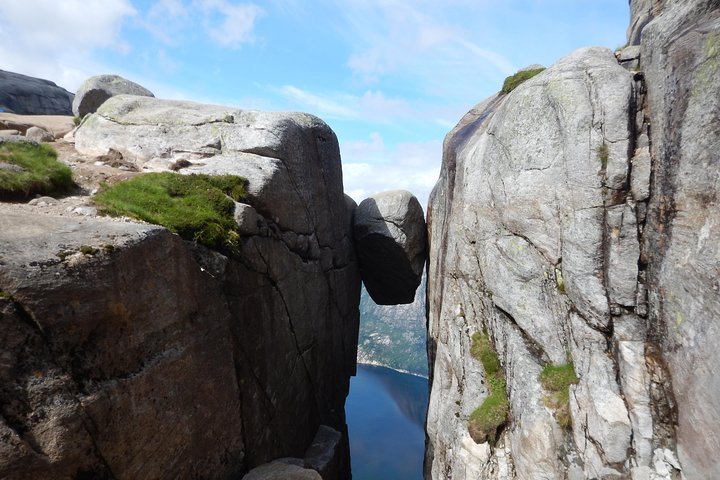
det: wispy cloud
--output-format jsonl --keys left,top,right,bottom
{"left": 272, "top": 85, "right": 358, "bottom": 118}
{"left": 335, "top": 0, "right": 516, "bottom": 93}
{"left": 269, "top": 84, "right": 458, "bottom": 127}
{"left": 0, "top": 0, "right": 137, "bottom": 90}
{"left": 197, "top": 0, "right": 264, "bottom": 49}
{"left": 342, "top": 132, "right": 442, "bottom": 208}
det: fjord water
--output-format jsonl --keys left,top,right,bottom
{"left": 346, "top": 364, "right": 429, "bottom": 480}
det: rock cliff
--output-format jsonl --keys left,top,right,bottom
{"left": 425, "top": 1, "right": 719, "bottom": 478}
{"left": 0, "top": 97, "right": 360, "bottom": 479}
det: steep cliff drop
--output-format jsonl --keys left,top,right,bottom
{"left": 425, "top": 1, "right": 719, "bottom": 478}
{"left": 0, "top": 96, "right": 360, "bottom": 479}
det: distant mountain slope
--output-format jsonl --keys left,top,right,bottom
{"left": 357, "top": 274, "right": 427, "bottom": 377}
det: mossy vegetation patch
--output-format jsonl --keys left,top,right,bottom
{"left": 94, "top": 172, "right": 247, "bottom": 252}
{"left": 597, "top": 142, "right": 609, "bottom": 169}
{"left": 468, "top": 331, "right": 509, "bottom": 444}
{"left": 540, "top": 362, "right": 578, "bottom": 429}
{"left": 500, "top": 67, "right": 546, "bottom": 94}
{"left": 0, "top": 141, "right": 74, "bottom": 199}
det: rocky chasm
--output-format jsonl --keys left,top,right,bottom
{"left": 1, "top": 0, "right": 719, "bottom": 478}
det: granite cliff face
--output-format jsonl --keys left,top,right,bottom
{"left": 0, "top": 97, "right": 360, "bottom": 479}
{"left": 425, "top": 1, "right": 719, "bottom": 478}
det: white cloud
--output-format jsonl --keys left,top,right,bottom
{"left": 271, "top": 84, "right": 440, "bottom": 125}
{"left": 274, "top": 85, "right": 358, "bottom": 118}
{"left": 197, "top": 0, "right": 264, "bottom": 48}
{"left": 0, "top": 0, "right": 136, "bottom": 90}
{"left": 341, "top": 132, "right": 442, "bottom": 208}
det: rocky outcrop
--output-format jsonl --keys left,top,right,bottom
{"left": 0, "top": 99, "right": 360, "bottom": 479}
{"left": 0, "top": 70, "right": 74, "bottom": 116}
{"left": 425, "top": 1, "right": 720, "bottom": 478}
{"left": 353, "top": 190, "right": 426, "bottom": 305}
{"left": 72, "top": 75, "right": 154, "bottom": 118}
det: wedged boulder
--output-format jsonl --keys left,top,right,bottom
{"left": 72, "top": 74, "right": 154, "bottom": 117}
{"left": 0, "top": 69, "right": 74, "bottom": 115}
{"left": 352, "top": 189, "right": 426, "bottom": 305}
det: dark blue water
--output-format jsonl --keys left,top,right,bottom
{"left": 346, "top": 364, "right": 429, "bottom": 480}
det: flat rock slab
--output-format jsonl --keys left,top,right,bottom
{"left": 0, "top": 113, "right": 75, "bottom": 138}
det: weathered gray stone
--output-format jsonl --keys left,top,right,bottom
{"left": 0, "top": 69, "right": 74, "bottom": 115}
{"left": 234, "top": 202, "right": 260, "bottom": 235}
{"left": 639, "top": 1, "right": 720, "bottom": 478}
{"left": 25, "top": 126, "right": 54, "bottom": 142}
{"left": 627, "top": 0, "right": 665, "bottom": 46}
{"left": 425, "top": 46, "right": 643, "bottom": 479}
{"left": 631, "top": 149, "right": 652, "bottom": 201}
{"left": 242, "top": 461, "right": 322, "bottom": 480}
{"left": 72, "top": 75, "right": 154, "bottom": 117}
{"left": 353, "top": 189, "right": 426, "bottom": 305}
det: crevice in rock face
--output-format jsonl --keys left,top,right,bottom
{"left": 1, "top": 298, "right": 118, "bottom": 479}
{"left": 253, "top": 242, "right": 323, "bottom": 418}
{"left": 644, "top": 344, "right": 678, "bottom": 450}
{"left": 493, "top": 304, "right": 548, "bottom": 364}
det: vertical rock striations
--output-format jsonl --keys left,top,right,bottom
{"left": 426, "top": 1, "right": 719, "bottom": 478}
{"left": 640, "top": 1, "right": 720, "bottom": 478}
{"left": 0, "top": 98, "right": 360, "bottom": 479}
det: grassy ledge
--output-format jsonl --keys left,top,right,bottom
{"left": 94, "top": 172, "right": 247, "bottom": 253}
{"left": 539, "top": 362, "right": 578, "bottom": 429}
{"left": 0, "top": 141, "right": 74, "bottom": 199}
{"left": 468, "top": 331, "right": 509, "bottom": 444}
{"left": 500, "top": 67, "right": 546, "bottom": 94}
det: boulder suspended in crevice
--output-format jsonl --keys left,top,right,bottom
{"left": 353, "top": 189, "right": 426, "bottom": 305}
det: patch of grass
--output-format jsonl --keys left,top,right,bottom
{"left": 540, "top": 362, "right": 578, "bottom": 429}
{"left": 555, "top": 267, "right": 565, "bottom": 294}
{"left": 79, "top": 245, "right": 99, "bottom": 255}
{"left": 500, "top": 67, "right": 545, "bottom": 94}
{"left": 468, "top": 331, "right": 509, "bottom": 444}
{"left": 0, "top": 141, "right": 74, "bottom": 199}
{"left": 93, "top": 172, "right": 247, "bottom": 253}
{"left": 471, "top": 331, "right": 501, "bottom": 376}
{"left": 597, "top": 142, "right": 609, "bottom": 170}
{"left": 0, "top": 290, "right": 11, "bottom": 299}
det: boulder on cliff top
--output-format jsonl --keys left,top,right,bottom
{"left": 0, "top": 69, "right": 74, "bottom": 115}
{"left": 353, "top": 189, "right": 426, "bottom": 305}
{"left": 72, "top": 74, "right": 154, "bottom": 117}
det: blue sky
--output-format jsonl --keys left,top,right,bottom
{"left": 0, "top": 0, "right": 629, "bottom": 205}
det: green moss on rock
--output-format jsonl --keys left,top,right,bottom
{"left": 500, "top": 67, "right": 546, "bottom": 94}
{"left": 539, "top": 362, "right": 578, "bottom": 429}
{"left": 94, "top": 172, "right": 247, "bottom": 253}
{"left": 468, "top": 331, "right": 509, "bottom": 444}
